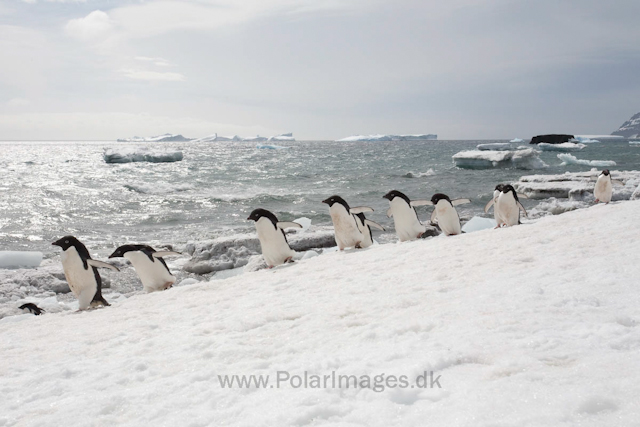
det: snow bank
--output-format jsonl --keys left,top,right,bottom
{"left": 476, "top": 143, "right": 514, "bottom": 151}
{"left": 537, "top": 142, "right": 586, "bottom": 152}
{"left": 337, "top": 134, "right": 437, "bottom": 142}
{"left": 0, "top": 252, "right": 42, "bottom": 269}
{"left": 452, "top": 148, "right": 547, "bottom": 170}
{"left": 103, "top": 147, "right": 183, "bottom": 163}
{"left": 514, "top": 170, "right": 640, "bottom": 200}
{"left": 3, "top": 202, "right": 640, "bottom": 426}
{"left": 183, "top": 228, "right": 336, "bottom": 274}
{"left": 557, "top": 153, "right": 616, "bottom": 167}
{"left": 461, "top": 216, "right": 496, "bottom": 233}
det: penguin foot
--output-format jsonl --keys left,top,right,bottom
{"left": 595, "top": 199, "right": 599, "bottom": 203}
{"left": 355, "top": 242, "right": 362, "bottom": 249}
{"left": 284, "top": 256, "right": 294, "bottom": 264}
{"left": 163, "top": 282, "right": 174, "bottom": 290}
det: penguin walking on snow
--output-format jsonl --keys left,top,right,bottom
{"left": 494, "top": 185, "right": 527, "bottom": 227}
{"left": 485, "top": 184, "right": 528, "bottom": 228}
{"left": 593, "top": 169, "right": 623, "bottom": 204}
{"left": 52, "top": 236, "right": 118, "bottom": 310}
{"left": 354, "top": 212, "right": 385, "bottom": 248}
{"left": 247, "top": 208, "right": 302, "bottom": 268}
{"left": 322, "top": 195, "right": 373, "bottom": 250}
{"left": 109, "top": 245, "right": 181, "bottom": 292}
{"left": 423, "top": 193, "right": 470, "bottom": 236}
{"left": 383, "top": 190, "right": 432, "bottom": 241}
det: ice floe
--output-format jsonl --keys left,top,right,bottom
{"left": 103, "top": 147, "right": 183, "bottom": 163}
{"left": 509, "top": 138, "right": 525, "bottom": 143}
{"left": 537, "top": 142, "right": 586, "bottom": 152}
{"left": 452, "top": 148, "right": 547, "bottom": 170}
{"left": 476, "top": 143, "right": 514, "bottom": 151}
{"left": 557, "top": 153, "right": 616, "bottom": 167}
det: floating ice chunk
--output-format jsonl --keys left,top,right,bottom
{"left": 557, "top": 154, "right": 616, "bottom": 167}
{"left": 293, "top": 217, "right": 312, "bottom": 233}
{"left": 476, "top": 143, "right": 514, "bottom": 151}
{"left": 103, "top": 147, "right": 183, "bottom": 163}
{"left": 630, "top": 141, "right": 640, "bottom": 146}
{"left": 403, "top": 169, "right": 435, "bottom": 178}
{"left": 571, "top": 136, "right": 600, "bottom": 143}
{"left": 538, "top": 142, "right": 586, "bottom": 152}
{"left": 510, "top": 138, "right": 524, "bottom": 143}
{"left": 256, "top": 144, "right": 289, "bottom": 150}
{"left": 461, "top": 217, "right": 497, "bottom": 233}
{"left": 0, "top": 252, "right": 42, "bottom": 269}
{"left": 452, "top": 148, "right": 548, "bottom": 170}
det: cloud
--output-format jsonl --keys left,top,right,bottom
{"left": 119, "top": 68, "right": 185, "bottom": 82}
{"left": 65, "top": 10, "right": 113, "bottom": 41}
{"left": 135, "top": 56, "right": 173, "bottom": 67}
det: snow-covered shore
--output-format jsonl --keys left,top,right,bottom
{"left": 2, "top": 201, "right": 640, "bottom": 426}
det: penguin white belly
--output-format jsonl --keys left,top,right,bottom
{"left": 355, "top": 221, "right": 374, "bottom": 248}
{"left": 435, "top": 203, "right": 461, "bottom": 236}
{"left": 496, "top": 194, "right": 520, "bottom": 226}
{"left": 594, "top": 177, "right": 612, "bottom": 203}
{"left": 124, "top": 251, "right": 176, "bottom": 292}
{"left": 329, "top": 207, "right": 363, "bottom": 249}
{"left": 492, "top": 191, "right": 505, "bottom": 226}
{"left": 255, "top": 218, "right": 296, "bottom": 267}
{"left": 61, "top": 248, "right": 97, "bottom": 310}
{"left": 389, "top": 200, "right": 425, "bottom": 242}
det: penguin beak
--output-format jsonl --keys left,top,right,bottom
{"left": 51, "top": 240, "right": 61, "bottom": 247}
{"left": 321, "top": 198, "right": 329, "bottom": 204}
{"left": 382, "top": 194, "right": 391, "bottom": 200}
{"left": 246, "top": 216, "right": 252, "bottom": 221}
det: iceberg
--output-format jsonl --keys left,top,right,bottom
{"left": 510, "top": 138, "right": 525, "bottom": 143}
{"left": 103, "top": 147, "right": 183, "bottom": 163}
{"left": 571, "top": 136, "right": 600, "bottom": 143}
{"left": 476, "top": 143, "right": 514, "bottom": 151}
{"left": 268, "top": 133, "right": 296, "bottom": 142}
{"left": 242, "top": 136, "right": 268, "bottom": 142}
{"left": 452, "top": 148, "right": 548, "bottom": 170}
{"left": 0, "top": 252, "right": 42, "bottom": 269}
{"left": 337, "top": 134, "right": 437, "bottom": 142}
{"left": 557, "top": 153, "right": 616, "bottom": 167}
{"left": 117, "top": 134, "right": 191, "bottom": 142}
{"left": 538, "top": 142, "right": 586, "bottom": 152}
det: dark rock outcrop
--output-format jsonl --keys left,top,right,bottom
{"left": 530, "top": 134, "right": 574, "bottom": 144}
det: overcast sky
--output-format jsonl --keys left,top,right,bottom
{"left": 1, "top": 0, "right": 639, "bottom": 140}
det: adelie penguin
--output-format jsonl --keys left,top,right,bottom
{"left": 484, "top": 184, "right": 528, "bottom": 227}
{"left": 593, "top": 169, "right": 623, "bottom": 204}
{"left": 383, "top": 190, "right": 432, "bottom": 241}
{"left": 322, "top": 195, "right": 373, "bottom": 250}
{"left": 492, "top": 185, "right": 527, "bottom": 227}
{"left": 52, "top": 236, "right": 118, "bottom": 310}
{"left": 423, "top": 193, "right": 470, "bottom": 236}
{"left": 353, "top": 212, "right": 385, "bottom": 248}
{"left": 247, "top": 208, "right": 302, "bottom": 268}
{"left": 109, "top": 245, "right": 181, "bottom": 292}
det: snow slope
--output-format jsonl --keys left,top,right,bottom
{"left": 2, "top": 202, "right": 640, "bottom": 426}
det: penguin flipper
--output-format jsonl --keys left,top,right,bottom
{"left": 517, "top": 201, "right": 528, "bottom": 217}
{"left": 364, "top": 219, "right": 385, "bottom": 231}
{"left": 277, "top": 221, "right": 303, "bottom": 230}
{"left": 410, "top": 200, "right": 432, "bottom": 207}
{"left": 349, "top": 206, "right": 374, "bottom": 214}
{"left": 386, "top": 208, "right": 393, "bottom": 218}
{"left": 87, "top": 259, "right": 120, "bottom": 272}
{"left": 484, "top": 198, "right": 495, "bottom": 213}
{"left": 612, "top": 179, "right": 624, "bottom": 186}
{"left": 152, "top": 251, "right": 182, "bottom": 258}
{"left": 516, "top": 193, "right": 528, "bottom": 199}
{"left": 452, "top": 198, "right": 471, "bottom": 206}
{"left": 430, "top": 209, "right": 437, "bottom": 224}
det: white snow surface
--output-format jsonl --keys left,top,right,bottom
{"left": 557, "top": 153, "right": 616, "bottom": 167}
{"left": 103, "top": 147, "right": 184, "bottom": 163}
{"left": 452, "top": 148, "right": 548, "bottom": 170}
{"left": 0, "top": 252, "right": 42, "bottom": 269}
{"left": 538, "top": 142, "right": 586, "bottom": 152}
{"left": 2, "top": 201, "right": 640, "bottom": 426}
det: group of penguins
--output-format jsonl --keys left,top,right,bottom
{"left": 19, "top": 169, "right": 619, "bottom": 316}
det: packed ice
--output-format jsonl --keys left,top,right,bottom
{"left": 537, "top": 142, "right": 586, "bottom": 151}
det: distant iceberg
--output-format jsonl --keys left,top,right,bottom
{"left": 336, "top": 134, "right": 437, "bottom": 142}
{"left": 103, "top": 147, "right": 183, "bottom": 163}
{"left": 452, "top": 148, "right": 547, "bottom": 170}
{"left": 476, "top": 143, "right": 514, "bottom": 151}
{"left": 256, "top": 144, "right": 289, "bottom": 150}
{"left": 191, "top": 134, "right": 241, "bottom": 142}
{"left": 538, "top": 142, "right": 586, "bottom": 152}
{"left": 557, "top": 153, "right": 616, "bottom": 167}
{"left": 268, "top": 133, "right": 296, "bottom": 142}
{"left": 242, "top": 136, "right": 268, "bottom": 142}
{"left": 571, "top": 136, "right": 600, "bottom": 144}
{"left": 117, "top": 134, "right": 192, "bottom": 143}
{"left": 510, "top": 138, "right": 525, "bottom": 143}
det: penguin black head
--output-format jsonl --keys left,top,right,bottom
{"left": 501, "top": 184, "right": 519, "bottom": 201}
{"left": 494, "top": 184, "right": 505, "bottom": 192}
{"left": 109, "top": 244, "right": 154, "bottom": 258}
{"left": 52, "top": 235, "right": 86, "bottom": 252}
{"left": 247, "top": 208, "right": 278, "bottom": 226}
{"left": 322, "top": 195, "right": 350, "bottom": 210}
{"left": 601, "top": 169, "right": 610, "bottom": 176}
{"left": 383, "top": 190, "right": 411, "bottom": 205}
{"left": 430, "top": 193, "right": 452, "bottom": 205}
